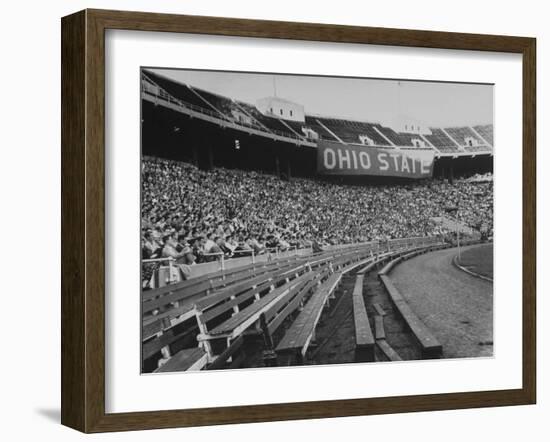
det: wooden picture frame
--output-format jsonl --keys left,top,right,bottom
{"left": 61, "top": 9, "right": 536, "bottom": 433}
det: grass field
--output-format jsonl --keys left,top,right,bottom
{"left": 458, "top": 243, "right": 493, "bottom": 279}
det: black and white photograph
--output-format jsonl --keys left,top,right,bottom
{"left": 140, "top": 68, "right": 494, "bottom": 374}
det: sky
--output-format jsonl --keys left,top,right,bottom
{"left": 148, "top": 68, "right": 493, "bottom": 127}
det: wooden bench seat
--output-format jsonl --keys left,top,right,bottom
{"left": 378, "top": 256, "right": 403, "bottom": 276}
{"left": 142, "top": 260, "right": 305, "bottom": 338}
{"left": 198, "top": 264, "right": 308, "bottom": 327}
{"left": 352, "top": 274, "right": 375, "bottom": 362}
{"left": 142, "top": 314, "right": 199, "bottom": 363}
{"left": 276, "top": 271, "right": 342, "bottom": 361}
{"left": 373, "top": 303, "right": 387, "bottom": 316}
{"left": 205, "top": 271, "right": 315, "bottom": 339}
{"left": 205, "top": 268, "right": 331, "bottom": 369}
{"left": 206, "top": 270, "right": 331, "bottom": 370}
{"left": 143, "top": 257, "right": 302, "bottom": 315}
{"left": 195, "top": 260, "right": 307, "bottom": 312}
{"left": 143, "top": 251, "right": 367, "bottom": 369}
{"left": 265, "top": 269, "right": 329, "bottom": 335}
{"left": 379, "top": 275, "right": 442, "bottom": 358}
{"left": 377, "top": 339, "right": 403, "bottom": 361}
{"left": 143, "top": 261, "right": 311, "bottom": 368}
{"left": 204, "top": 335, "right": 245, "bottom": 370}
{"left": 374, "top": 315, "right": 386, "bottom": 340}
{"left": 154, "top": 347, "right": 208, "bottom": 373}
{"left": 142, "top": 259, "right": 269, "bottom": 303}
{"left": 356, "top": 249, "right": 404, "bottom": 274}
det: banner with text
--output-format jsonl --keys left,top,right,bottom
{"left": 317, "top": 140, "right": 435, "bottom": 178}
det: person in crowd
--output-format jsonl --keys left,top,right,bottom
{"left": 142, "top": 231, "right": 161, "bottom": 259}
{"left": 247, "top": 235, "right": 265, "bottom": 255}
{"left": 141, "top": 156, "right": 493, "bottom": 284}
{"left": 160, "top": 233, "right": 192, "bottom": 279}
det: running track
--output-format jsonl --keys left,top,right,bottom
{"left": 390, "top": 244, "right": 493, "bottom": 358}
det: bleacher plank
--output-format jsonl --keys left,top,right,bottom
{"left": 351, "top": 274, "right": 375, "bottom": 362}
{"left": 142, "top": 259, "right": 264, "bottom": 303}
{"left": 276, "top": 272, "right": 342, "bottom": 359}
{"left": 142, "top": 260, "right": 306, "bottom": 338}
{"left": 197, "top": 263, "right": 309, "bottom": 321}
{"left": 144, "top": 259, "right": 300, "bottom": 314}
{"left": 142, "top": 317, "right": 198, "bottom": 361}
{"left": 194, "top": 272, "right": 275, "bottom": 312}
{"left": 374, "top": 315, "right": 386, "bottom": 340}
{"left": 373, "top": 303, "right": 386, "bottom": 316}
{"left": 207, "top": 272, "right": 314, "bottom": 338}
{"left": 378, "top": 256, "right": 403, "bottom": 275}
{"left": 143, "top": 242, "right": 442, "bottom": 372}
{"left": 206, "top": 336, "right": 244, "bottom": 370}
{"left": 154, "top": 347, "right": 208, "bottom": 372}
{"left": 143, "top": 249, "right": 372, "bottom": 345}
{"left": 379, "top": 275, "right": 442, "bottom": 358}
{"left": 266, "top": 272, "right": 325, "bottom": 335}
{"left": 142, "top": 302, "right": 197, "bottom": 339}
{"left": 200, "top": 264, "right": 309, "bottom": 325}
{"left": 377, "top": 339, "right": 403, "bottom": 361}
{"left": 207, "top": 269, "right": 328, "bottom": 369}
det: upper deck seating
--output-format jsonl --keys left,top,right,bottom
{"left": 424, "top": 128, "right": 461, "bottom": 153}
{"left": 314, "top": 118, "right": 392, "bottom": 146}
{"left": 377, "top": 126, "right": 418, "bottom": 147}
{"left": 190, "top": 86, "right": 241, "bottom": 121}
{"left": 143, "top": 71, "right": 212, "bottom": 109}
{"left": 303, "top": 116, "right": 340, "bottom": 141}
{"left": 473, "top": 124, "right": 494, "bottom": 146}
{"left": 234, "top": 102, "right": 299, "bottom": 138}
{"left": 444, "top": 126, "right": 484, "bottom": 146}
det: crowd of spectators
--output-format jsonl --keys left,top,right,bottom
{"left": 141, "top": 156, "right": 493, "bottom": 274}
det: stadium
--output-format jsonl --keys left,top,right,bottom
{"left": 140, "top": 69, "right": 494, "bottom": 373}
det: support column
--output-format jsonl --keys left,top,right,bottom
{"left": 207, "top": 144, "right": 214, "bottom": 170}
{"left": 192, "top": 144, "right": 199, "bottom": 167}
{"left": 275, "top": 154, "right": 280, "bottom": 178}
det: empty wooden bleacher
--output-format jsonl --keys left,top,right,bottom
{"left": 154, "top": 347, "right": 208, "bottom": 373}
{"left": 352, "top": 274, "right": 375, "bottom": 362}
{"left": 143, "top": 258, "right": 312, "bottom": 371}
{"left": 275, "top": 251, "right": 374, "bottom": 363}
{"left": 142, "top": 239, "right": 442, "bottom": 372}
{"left": 379, "top": 274, "right": 442, "bottom": 358}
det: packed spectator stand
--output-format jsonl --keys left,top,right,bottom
{"left": 142, "top": 156, "right": 493, "bottom": 286}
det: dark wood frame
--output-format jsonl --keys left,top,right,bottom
{"left": 61, "top": 9, "right": 536, "bottom": 433}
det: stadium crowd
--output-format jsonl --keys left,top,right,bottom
{"left": 141, "top": 156, "right": 493, "bottom": 271}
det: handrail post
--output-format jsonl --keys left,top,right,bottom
{"left": 168, "top": 258, "right": 174, "bottom": 285}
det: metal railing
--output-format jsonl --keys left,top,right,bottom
{"left": 142, "top": 236, "right": 442, "bottom": 287}
{"left": 200, "top": 245, "right": 301, "bottom": 271}
{"left": 141, "top": 85, "right": 308, "bottom": 144}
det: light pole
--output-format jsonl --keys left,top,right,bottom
{"left": 445, "top": 205, "right": 460, "bottom": 262}
{"left": 456, "top": 214, "right": 461, "bottom": 262}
